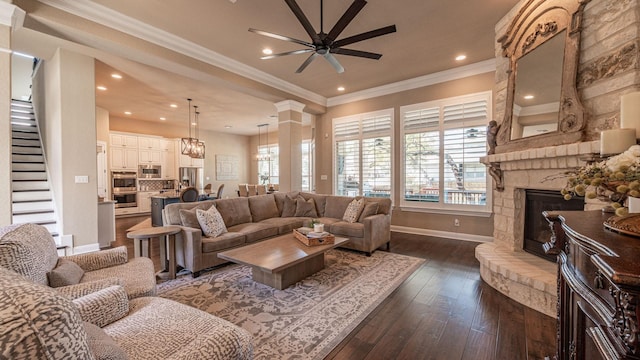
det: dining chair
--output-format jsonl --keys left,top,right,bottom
{"left": 238, "top": 184, "right": 249, "bottom": 197}
{"left": 180, "top": 187, "right": 199, "bottom": 202}
{"left": 247, "top": 184, "right": 257, "bottom": 197}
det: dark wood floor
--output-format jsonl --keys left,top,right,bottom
{"left": 114, "top": 215, "right": 557, "bottom": 360}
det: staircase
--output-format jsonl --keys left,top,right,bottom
{"left": 10, "top": 99, "right": 60, "bottom": 245}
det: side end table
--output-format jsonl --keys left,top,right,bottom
{"left": 126, "top": 225, "right": 181, "bottom": 280}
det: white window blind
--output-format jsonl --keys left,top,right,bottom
{"left": 334, "top": 109, "right": 393, "bottom": 198}
{"left": 401, "top": 92, "right": 491, "bottom": 211}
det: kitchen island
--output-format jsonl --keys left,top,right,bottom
{"left": 151, "top": 191, "right": 213, "bottom": 226}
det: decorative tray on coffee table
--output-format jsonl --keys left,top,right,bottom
{"left": 293, "top": 227, "right": 335, "bottom": 246}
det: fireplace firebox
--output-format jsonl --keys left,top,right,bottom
{"left": 523, "top": 189, "right": 584, "bottom": 261}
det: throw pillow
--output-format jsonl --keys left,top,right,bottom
{"left": 196, "top": 206, "right": 228, "bottom": 238}
{"left": 48, "top": 259, "right": 85, "bottom": 288}
{"left": 83, "top": 321, "right": 129, "bottom": 360}
{"left": 358, "top": 202, "right": 379, "bottom": 223}
{"left": 179, "top": 208, "right": 201, "bottom": 229}
{"left": 343, "top": 198, "right": 366, "bottom": 223}
{"left": 295, "top": 196, "right": 318, "bottom": 217}
{"left": 281, "top": 194, "right": 297, "bottom": 217}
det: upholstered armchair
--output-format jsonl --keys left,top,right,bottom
{"left": 0, "top": 267, "right": 254, "bottom": 360}
{"left": 0, "top": 223, "right": 156, "bottom": 299}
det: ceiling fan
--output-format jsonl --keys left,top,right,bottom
{"left": 249, "top": 0, "right": 396, "bottom": 73}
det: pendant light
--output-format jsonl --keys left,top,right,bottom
{"left": 180, "top": 98, "right": 197, "bottom": 156}
{"left": 191, "top": 107, "right": 206, "bottom": 159}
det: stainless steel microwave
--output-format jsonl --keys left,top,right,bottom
{"left": 138, "top": 164, "right": 161, "bottom": 178}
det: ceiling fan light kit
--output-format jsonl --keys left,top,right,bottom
{"left": 249, "top": 0, "right": 396, "bottom": 73}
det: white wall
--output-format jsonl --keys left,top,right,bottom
{"left": 43, "top": 48, "right": 98, "bottom": 249}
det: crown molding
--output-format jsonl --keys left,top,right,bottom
{"left": 0, "top": 2, "right": 25, "bottom": 30}
{"left": 37, "top": 0, "right": 327, "bottom": 106}
{"left": 274, "top": 100, "right": 306, "bottom": 113}
{"left": 327, "top": 59, "right": 497, "bottom": 107}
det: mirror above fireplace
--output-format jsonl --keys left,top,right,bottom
{"left": 494, "top": 0, "right": 591, "bottom": 154}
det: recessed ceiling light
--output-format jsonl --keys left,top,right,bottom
{"left": 124, "top": 111, "right": 132, "bottom": 115}
{"left": 455, "top": 55, "right": 467, "bottom": 61}
{"left": 337, "top": 86, "right": 345, "bottom": 92}
{"left": 262, "top": 48, "right": 273, "bottom": 55}
{"left": 225, "top": 125, "right": 232, "bottom": 129}
{"left": 160, "top": 117, "right": 166, "bottom": 121}
{"left": 170, "top": 104, "right": 178, "bottom": 108}
{"left": 96, "top": 86, "right": 107, "bottom": 91}
{"left": 111, "top": 73, "right": 122, "bottom": 79}
{"left": 524, "top": 94, "right": 535, "bottom": 100}
{"left": 191, "top": 122, "right": 197, "bottom": 126}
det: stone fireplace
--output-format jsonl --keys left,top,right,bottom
{"left": 477, "top": 141, "right": 599, "bottom": 317}
{"left": 474, "top": 0, "right": 639, "bottom": 318}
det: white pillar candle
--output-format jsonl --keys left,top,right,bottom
{"left": 600, "top": 129, "right": 636, "bottom": 155}
{"left": 621, "top": 92, "right": 640, "bottom": 139}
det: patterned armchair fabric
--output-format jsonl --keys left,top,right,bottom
{"left": 0, "top": 267, "right": 254, "bottom": 360}
{"left": 0, "top": 223, "right": 156, "bottom": 299}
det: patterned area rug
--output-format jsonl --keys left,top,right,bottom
{"left": 157, "top": 249, "right": 424, "bottom": 359}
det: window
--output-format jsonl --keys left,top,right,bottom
{"left": 257, "top": 141, "right": 313, "bottom": 191}
{"left": 333, "top": 109, "right": 393, "bottom": 198}
{"left": 302, "top": 140, "right": 313, "bottom": 192}
{"left": 257, "top": 145, "right": 278, "bottom": 185}
{"left": 401, "top": 92, "right": 491, "bottom": 212}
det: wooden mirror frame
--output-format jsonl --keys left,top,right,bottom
{"left": 494, "top": 0, "right": 590, "bottom": 154}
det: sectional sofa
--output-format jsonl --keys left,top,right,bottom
{"left": 163, "top": 191, "right": 392, "bottom": 277}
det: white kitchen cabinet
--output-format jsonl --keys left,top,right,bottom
{"left": 138, "top": 191, "right": 158, "bottom": 213}
{"left": 110, "top": 133, "right": 138, "bottom": 148}
{"left": 161, "top": 139, "right": 176, "bottom": 179}
{"left": 138, "top": 136, "right": 161, "bottom": 150}
{"left": 111, "top": 147, "right": 138, "bottom": 170}
{"left": 139, "top": 149, "right": 161, "bottom": 164}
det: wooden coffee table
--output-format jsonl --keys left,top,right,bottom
{"left": 218, "top": 233, "right": 349, "bottom": 290}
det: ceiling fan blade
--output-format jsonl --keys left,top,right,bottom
{"left": 284, "top": 0, "right": 322, "bottom": 44}
{"left": 326, "top": 0, "right": 367, "bottom": 43}
{"left": 332, "top": 25, "right": 397, "bottom": 48}
{"left": 323, "top": 53, "right": 345, "bottom": 73}
{"left": 330, "top": 47, "right": 382, "bottom": 60}
{"left": 261, "top": 49, "right": 314, "bottom": 60}
{"left": 296, "top": 53, "right": 319, "bottom": 73}
{"left": 249, "top": 28, "right": 314, "bottom": 48}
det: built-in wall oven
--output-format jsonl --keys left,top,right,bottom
{"left": 112, "top": 171, "right": 137, "bottom": 208}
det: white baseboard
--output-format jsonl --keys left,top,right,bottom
{"left": 72, "top": 243, "right": 101, "bottom": 255}
{"left": 391, "top": 225, "right": 493, "bottom": 243}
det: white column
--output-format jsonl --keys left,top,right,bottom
{"left": 275, "top": 100, "right": 305, "bottom": 192}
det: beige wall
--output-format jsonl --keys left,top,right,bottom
{"left": 0, "top": 25, "right": 11, "bottom": 225}
{"left": 316, "top": 72, "right": 496, "bottom": 237}
{"left": 43, "top": 48, "right": 98, "bottom": 248}
{"left": 110, "top": 116, "right": 251, "bottom": 194}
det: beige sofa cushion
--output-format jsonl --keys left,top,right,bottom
{"left": 202, "top": 233, "right": 246, "bottom": 253}
{"left": 324, "top": 196, "right": 356, "bottom": 219}
{"left": 249, "top": 194, "right": 280, "bottom": 222}
{"left": 197, "top": 207, "right": 228, "bottom": 238}
{"left": 359, "top": 202, "right": 379, "bottom": 222}
{"left": 331, "top": 221, "right": 365, "bottom": 238}
{"left": 228, "top": 222, "right": 279, "bottom": 243}
{"left": 343, "top": 198, "right": 365, "bottom": 223}
{"left": 216, "top": 197, "right": 253, "bottom": 227}
{"left": 281, "top": 194, "right": 297, "bottom": 217}
{"left": 300, "top": 192, "right": 327, "bottom": 217}
{"left": 179, "top": 208, "right": 201, "bottom": 229}
{"left": 295, "top": 197, "right": 318, "bottom": 217}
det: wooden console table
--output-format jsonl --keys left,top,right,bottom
{"left": 544, "top": 210, "right": 640, "bottom": 360}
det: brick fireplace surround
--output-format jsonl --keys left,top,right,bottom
{"left": 475, "top": 0, "right": 639, "bottom": 318}
{"left": 477, "top": 140, "right": 599, "bottom": 317}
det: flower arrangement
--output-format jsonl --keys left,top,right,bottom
{"left": 562, "top": 145, "right": 640, "bottom": 216}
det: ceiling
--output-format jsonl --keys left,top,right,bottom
{"left": 12, "top": 0, "right": 521, "bottom": 135}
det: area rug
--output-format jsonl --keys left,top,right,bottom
{"left": 157, "top": 249, "right": 424, "bottom": 359}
